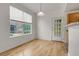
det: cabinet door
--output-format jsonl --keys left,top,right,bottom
{"left": 68, "top": 12, "right": 79, "bottom": 24}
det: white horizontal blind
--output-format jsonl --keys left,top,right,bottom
{"left": 10, "top": 6, "right": 32, "bottom": 23}
{"left": 24, "top": 12, "right": 32, "bottom": 23}
{"left": 10, "top": 6, "right": 24, "bottom": 22}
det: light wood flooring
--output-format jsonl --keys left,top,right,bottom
{"left": 0, "top": 39, "right": 67, "bottom": 56}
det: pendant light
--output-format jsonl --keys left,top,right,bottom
{"left": 37, "top": 3, "right": 45, "bottom": 16}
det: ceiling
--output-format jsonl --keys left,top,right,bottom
{"left": 66, "top": 3, "right": 79, "bottom": 12}
{"left": 21, "top": 3, "right": 79, "bottom": 17}
{"left": 21, "top": 3, "right": 66, "bottom": 16}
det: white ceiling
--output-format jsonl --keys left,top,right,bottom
{"left": 66, "top": 3, "right": 79, "bottom": 12}
{"left": 21, "top": 3, "right": 79, "bottom": 16}
{"left": 21, "top": 3, "right": 66, "bottom": 16}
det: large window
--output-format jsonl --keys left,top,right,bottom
{"left": 10, "top": 6, "right": 32, "bottom": 38}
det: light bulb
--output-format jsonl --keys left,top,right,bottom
{"left": 37, "top": 11, "right": 45, "bottom": 16}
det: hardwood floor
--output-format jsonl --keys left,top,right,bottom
{"left": 0, "top": 39, "right": 67, "bottom": 56}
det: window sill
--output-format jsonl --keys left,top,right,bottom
{"left": 10, "top": 33, "right": 32, "bottom": 38}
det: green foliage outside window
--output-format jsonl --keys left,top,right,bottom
{"left": 23, "top": 23, "right": 31, "bottom": 34}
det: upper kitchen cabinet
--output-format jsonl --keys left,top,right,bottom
{"left": 67, "top": 12, "right": 79, "bottom": 24}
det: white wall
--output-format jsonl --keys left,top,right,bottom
{"left": 37, "top": 3, "right": 67, "bottom": 41}
{"left": 0, "top": 3, "right": 37, "bottom": 53}
{"left": 37, "top": 10, "right": 66, "bottom": 41}
{"left": 37, "top": 16, "right": 51, "bottom": 41}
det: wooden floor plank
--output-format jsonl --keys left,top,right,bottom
{"left": 0, "top": 39, "right": 67, "bottom": 56}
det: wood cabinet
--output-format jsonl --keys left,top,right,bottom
{"left": 67, "top": 12, "right": 79, "bottom": 24}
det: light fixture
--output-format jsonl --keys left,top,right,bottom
{"left": 37, "top": 3, "right": 45, "bottom": 16}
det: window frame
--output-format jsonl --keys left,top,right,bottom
{"left": 10, "top": 6, "right": 32, "bottom": 38}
